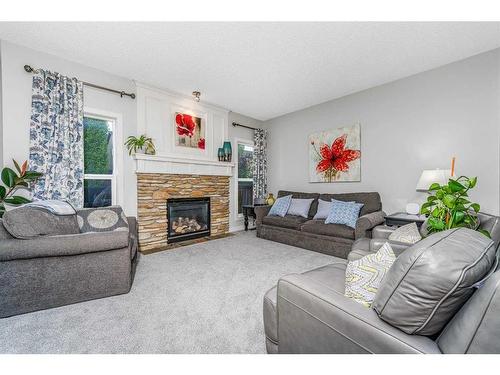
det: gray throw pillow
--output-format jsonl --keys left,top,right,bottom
{"left": 287, "top": 198, "right": 315, "bottom": 218}
{"left": 313, "top": 199, "right": 333, "bottom": 220}
{"left": 2, "top": 206, "right": 80, "bottom": 239}
{"left": 373, "top": 228, "right": 496, "bottom": 336}
{"left": 388, "top": 222, "right": 422, "bottom": 244}
{"left": 77, "top": 206, "right": 129, "bottom": 233}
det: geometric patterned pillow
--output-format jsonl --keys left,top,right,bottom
{"left": 267, "top": 195, "right": 292, "bottom": 217}
{"left": 325, "top": 199, "right": 364, "bottom": 228}
{"left": 76, "top": 206, "right": 129, "bottom": 233}
{"left": 345, "top": 242, "right": 396, "bottom": 308}
{"left": 388, "top": 222, "right": 422, "bottom": 244}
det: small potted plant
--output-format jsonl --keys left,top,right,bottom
{"left": 0, "top": 160, "right": 43, "bottom": 217}
{"left": 124, "top": 135, "right": 156, "bottom": 155}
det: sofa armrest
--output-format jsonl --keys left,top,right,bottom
{"left": 372, "top": 225, "right": 396, "bottom": 239}
{"left": 276, "top": 273, "right": 440, "bottom": 354}
{"left": 0, "top": 230, "right": 129, "bottom": 261}
{"left": 369, "top": 238, "right": 412, "bottom": 255}
{"left": 127, "top": 216, "right": 138, "bottom": 260}
{"left": 255, "top": 205, "right": 272, "bottom": 227}
{"left": 355, "top": 211, "right": 386, "bottom": 239}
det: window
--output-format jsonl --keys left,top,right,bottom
{"left": 237, "top": 142, "right": 254, "bottom": 214}
{"left": 83, "top": 114, "right": 116, "bottom": 208}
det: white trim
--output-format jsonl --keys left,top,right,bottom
{"left": 83, "top": 107, "right": 124, "bottom": 207}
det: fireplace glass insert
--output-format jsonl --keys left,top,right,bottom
{"left": 166, "top": 197, "right": 210, "bottom": 243}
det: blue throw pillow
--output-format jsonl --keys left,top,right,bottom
{"left": 268, "top": 195, "right": 292, "bottom": 217}
{"left": 325, "top": 199, "right": 364, "bottom": 228}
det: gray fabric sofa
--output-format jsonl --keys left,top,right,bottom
{"left": 264, "top": 222, "right": 500, "bottom": 354}
{"left": 255, "top": 190, "right": 385, "bottom": 258}
{"left": 0, "top": 215, "right": 138, "bottom": 318}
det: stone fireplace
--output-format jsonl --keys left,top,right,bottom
{"left": 136, "top": 154, "right": 232, "bottom": 252}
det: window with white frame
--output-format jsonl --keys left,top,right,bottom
{"left": 237, "top": 141, "right": 254, "bottom": 214}
{"left": 83, "top": 113, "right": 116, "bottom": 208}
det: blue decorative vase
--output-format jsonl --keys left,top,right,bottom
{"left": 222, "top": 141, "right": 232, "bottom": 162}
{"left": 217, "top": 147, "right": 225, "bottom": 162}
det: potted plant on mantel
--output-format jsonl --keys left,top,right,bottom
{"left": 0, "top": 160, "right": 43, "bottom": 217}
{"left": 125, "top": 135, "right": 156, "bottom": 156}
{"left": 420, "top": 175, "right": 489, "bottom": 237}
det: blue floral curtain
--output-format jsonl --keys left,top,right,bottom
{"left": 29, "top": 70, "right": 84, "bottom": 207}
{"left": 252, "top": 129, "right": 268, "bottom": 199}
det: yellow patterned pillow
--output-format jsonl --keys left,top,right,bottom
{"left": 345, "top": 242, "right": 396, "bottom": 307}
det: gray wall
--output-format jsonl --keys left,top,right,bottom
{"left": 264, "top": 49, "right": 500, "bottom": 215}
{"left": 0, "top": 41, "right": 138, "bottom": 215}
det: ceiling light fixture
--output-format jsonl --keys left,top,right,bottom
{"left": 192, "top": 91, "right": 201, "bottom": 102}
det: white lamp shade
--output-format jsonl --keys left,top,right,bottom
{"left": 416, "top": 169, "right": 451, "bottom": 192}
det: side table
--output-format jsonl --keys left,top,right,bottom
{"left": 242, "top": 204, "right": 269, "bottom": 231}
{"left": 384, "top": 212, "right": 426, "bottom": 228}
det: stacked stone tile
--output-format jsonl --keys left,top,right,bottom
{"left": 137, "top": 173, "right": 230, "bottom": 252}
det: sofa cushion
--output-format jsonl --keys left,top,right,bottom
{"left": 312, "top": 199, "right": 333, "bottom": 220}
{"left": 301, "top": 219, "right": 355, "bottom": 239}
{"left": 287, "top": 198, "right": 315, "bottom": 218}
{"left": 373, "top": 228, "right": 496, "bottom": 336}
{"left": 77, "top": 206, "right": 129, "bottom": 233}
{"left": 301, "top": 262, "right": 348, "bottom": 294}
{"left": 345, "top": 242, "right": 396, "bottom": 307}
{"left": 325, "top": 200, "right": 364, "bottom": 228}
{"left": 319, "top": 192, "right": 381, "bottom": 216}
{"left": 278, "top": 191, "right": 320, "bottom": 218}
{"left": 2, "top": 206, "right": 80, "bottom": 239}
{"left": 0, "top": 219, "right": 14, "bottom": 240}
{"left": 268, "top": 195, "right": 292, "bottom": 217}
{"left": 262, "top": 215, "right": 309, "bottom": 230}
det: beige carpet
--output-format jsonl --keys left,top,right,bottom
{"left": 0, "top": 231, "right": 336, "bottom": 353}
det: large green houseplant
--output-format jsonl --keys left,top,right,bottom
{"left": 420, "top": 176, "right": 489, "bottom": 237}
{"left": 0, "top": 160, "right": 43, "bottom": 217}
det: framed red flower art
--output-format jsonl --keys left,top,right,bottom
{"left": 174, "top": 112, "right": 206, "bottom": 150}
{"left": 309, "top": 124, "right": 361, "bottom": 182}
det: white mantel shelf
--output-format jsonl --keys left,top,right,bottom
{"left": 134, "top": 154, "right": 234, "bottom": 177}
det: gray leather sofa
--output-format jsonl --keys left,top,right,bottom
{"left": 264, "top": 224, "right": 500, "bottom": 354}
{"left": 0, "top": 214, "right": 138, "bottom": 318}
{"left": 255, "top": 190, "right": 385, "bottom": 258}
{"left": 349, "top": 212, "right": 500, "bottom": 261}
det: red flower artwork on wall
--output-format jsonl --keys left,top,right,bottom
{"left": 198, "top": 138, "right": 205, "bottom": 149}
{"left": 310, "top": 127, "right": 361, "bottom": 182}
{"left": 175, "top": 113, "right": 196, "bottom": 137}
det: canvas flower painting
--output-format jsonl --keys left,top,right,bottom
{"left": 174, "top": 112, "right": 206, "bottom": 150}
{"left": 309, "top": 124, "right": 361, "bottom": 182}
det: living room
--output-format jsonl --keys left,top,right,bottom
{"left": 1, "top": 1, "right": 500, "bottom": 373}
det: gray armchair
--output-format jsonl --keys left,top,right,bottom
{"left": 0, "top": 215, "right": 138, "bottom": 318}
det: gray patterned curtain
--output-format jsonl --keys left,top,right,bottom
{"left": 29, "top": 70, "right": 84, "bottom": 207}
{"left": 252, "top": 128, "right": 268, "bottom": 199}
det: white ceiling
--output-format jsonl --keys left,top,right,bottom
{"left": 0, "top": 22, "right": 499, "bottom": 120}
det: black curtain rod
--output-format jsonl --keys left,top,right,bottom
{"left": 24, "top": 65, "right": 136, "bottom": 99}
{"left": 232, "top": 121, "right": 258, "bottom": 131}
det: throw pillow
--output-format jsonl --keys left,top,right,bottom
{"left": 267, "top": 195, "right": 292, "bottom": 217}
{"left": 325, "top": 199, "right": 364, "bottom": 228}
{"left": 373, "top": 228, "right": 496, "bottom": 335}
{"left": 2, "top": 206, "right": 80, "bottom": 239}
{"left": 345, "top": 242, "right": 396, "bottom": 307}
{"left": 388, "top": 222, "right": 422, "bottom": 244}
{"left": 287, "top": 198, "right": 315, "bottom": 218}
{"left": 77, "top": 206, "right": 129, "bottom": 233}
{"left": 313, "top": 199, "right": 332, "bottom": 219}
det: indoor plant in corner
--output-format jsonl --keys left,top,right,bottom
{"left": 125, "top": 135, "right": 156, "bottom": 156}
{"left": 420, "top": 176, "right": 489, "bottom": 237}
{"left": 0, "top": 160, "right": 43, "bottom": 217}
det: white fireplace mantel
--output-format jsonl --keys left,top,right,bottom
{"left": 134, "top": 154, "right": 234, "bottom": 177}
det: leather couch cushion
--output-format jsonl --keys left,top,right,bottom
{"left": 277, "top": 191, "right": 320, "bottom": 218}
{"left": 262, "top": 215, "right": 309, "bottom": 230}
{"left": 301, "top": 219, "right": 355, "bottom": 239}
{"left": 373, "top": 228, "right": 496, "bottom": 336}
{"left": 302, "top": 262, "right": 347, "bottom": 294}
{"left": 2, "top": 206, "right": 80, "bottom": 239}
{"left": 319, "top": 192, "right": 381, "bottom": 216}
